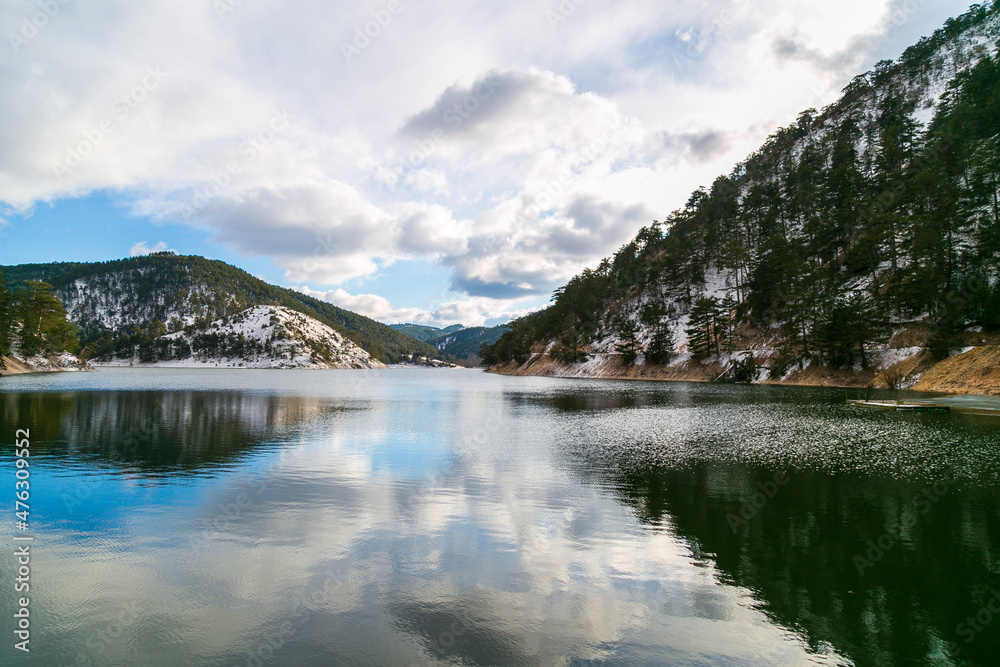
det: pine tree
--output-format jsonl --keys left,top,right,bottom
{"left": 14, "top": 281, "right": 79, "bottom": 356}
{"left": 685, "top": 296, "right": 721, "bottom": 358}
{"left": 813, "top": 293, "right": 882, "bottom": 368}
{"left": 731, "top": 353, "right": 757, "bottom": 384}
{"left": 640, "top": 301, "right": 667, "bottom": 327}
{"left": 824, "top": 116, "right": 869, "bottom": 262}
{"left": 552, "top": 328, "right": 589, "bottom": 364}
{"left": 718, "top": 294, "right": 739, "bottom": 352}
{"left": 0, "top": 269, "right": 11, "bottom": 357}
{"left": 614, "top": 318, "right": 642, "bottom": 366}
{"left": 646, "top": 324, "right": 675, "bottom": 365}
{"left": 870, "top": 87, "right": 918, "bottom": 292}
{"left": 478, "top": 341, "right": 497, "bottom": 367}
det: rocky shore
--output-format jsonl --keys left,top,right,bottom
{"left": 490, "top": 344, "right": 1000, "bottom": 397}
{"left": 0, "top": 353, "right": 94, "bottom": 377}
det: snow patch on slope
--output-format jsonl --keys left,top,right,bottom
{"left": 95, "top": 306, "right": 386, "bottom": 369}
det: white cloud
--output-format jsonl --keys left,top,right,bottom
{"left": 396, "top": 68, "right": 621, "bottom": 163}
{"left": 0, "top": 0, "right": 962, "bottom": 323}
{"left": 197, "top": 181, "right": 393, "bottom": 284}
{"left": 402, "top": 168, "right": 449, "bottom": 196}
{"left": 296, "top": 286, "right": 535, "bottom": 328}
{"left": 129, "top": 241, "right": 175, "bottom": 256}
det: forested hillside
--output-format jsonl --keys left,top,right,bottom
{"left": 99, "top": 305, "right": 387, "bottom": 369}
{"left": 1, "top": 254, "right": 439, "bottom": 364}
{"left": 429, "top": 326, "right": 506, "bottom": 359}
{"left": 390, "top": 323, "right": 464, "bottom": 342}
{"left": 390, "top": 323, "right": 506, "bottom": 363}
{"left": 487, "top": 3, "right": 1000, "bottom": 388}
{"left": 0, "top": 270, "right": 79, "bottom": 357}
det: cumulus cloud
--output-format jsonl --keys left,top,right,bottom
{"left": 0, "top": 0, "right": 946, "bottom": 324}
{"left": 442, "top": 194, "right": 653, "bottom": 298}
{"left": 396, "top": 68, "right": 625, "bottom": 163}
{"left": 769, "top": 0, "right": 940, "bottom": 78}
{"left": 395, "top": 204, "right": 469, "bottom": 257}
{"left": 402, "top": 168, "right": 449, "bottom": 196}
{"left": 296, "top": 287, "right": 534, "bottom": 328}
{"left": 198, "top": 181, "right": 392, "bottom": 284}
{"left": 130, "top": 241, "right": 175, "bottom": 256}
{"left": 659, "top": 129, "right": 736, "bottom": 165}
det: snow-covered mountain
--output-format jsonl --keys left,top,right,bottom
{"left": 95, "top": 305, "right": 386, "bottom": 369}
{"left": 0, "top": 253, "right": 441, "bottom": 365}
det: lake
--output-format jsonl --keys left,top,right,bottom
{"left": 2, "top": 368, "right": 999, "bottom": 666}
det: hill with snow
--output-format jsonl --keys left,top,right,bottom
{"left": 0, "top": 254, "right": 440, "bottom": 365}
{"left": 486, "top": 3, "right": 1000, "bottom": 395}
{"left": 95, "top": 305, "right": 387, "bottom": 369}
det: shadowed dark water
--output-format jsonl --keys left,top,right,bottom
{"left": 1, "top": 369, "right": 999, "bottom": 666}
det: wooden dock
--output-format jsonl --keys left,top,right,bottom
{"left": 848, "top": 399, "right": 951, "bottom": 413}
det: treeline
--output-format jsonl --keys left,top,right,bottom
{"left": 0, "top": 270, "right": 79, "bottom": 359}
{"left": 85, "top": 318, "right": 291, "bottom": 363}
{"left": 1, "top": 253, "right": 440, "bottom": 364}
{"left": 487, "top": 3, "right": 1000, "bottom": 370}
{"left": 429, "top": 325, "right": 506, "bottom": 358}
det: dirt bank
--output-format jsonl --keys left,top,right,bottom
{"left": 490, "top": 345, "right": 1000, "bottom": 397}
{"left": 0, "top": 353, "right": 94, "bottom": 377}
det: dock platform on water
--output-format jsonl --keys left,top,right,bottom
{"left": 848, "top": 399, "right": 951, "bottom": 413}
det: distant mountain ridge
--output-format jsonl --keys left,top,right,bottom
{"left": 1, "top": 254, "right": 439, "bottom": 365}
{"left": 428, "top": 326, "right": 506, "bottom": 359}
{"left": 390, "top": 323, "right": 464, "bottom": 342}
{"left": 389, "top": 323, "right": 507, "bottom": 360}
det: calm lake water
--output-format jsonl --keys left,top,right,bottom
{"left": 2, "top": 368, "right": 1000, "bottom": 666}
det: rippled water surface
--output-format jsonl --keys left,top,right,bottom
{"left": 2, "top": 369, "right": 999, "bottom": 666}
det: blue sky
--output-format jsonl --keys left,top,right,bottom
{"left": 0, "top": 193, "right": 472, "bottom": 318}
{"left": 0, "top": 0, "right": 972, "bottom": 327}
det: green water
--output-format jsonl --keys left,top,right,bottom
{"left": 1, "top": 369, "right": 998, "bottom": 666}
